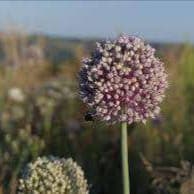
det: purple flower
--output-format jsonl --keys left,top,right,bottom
{"left": 79, "top": 35, "right": 168, "bottom": 124}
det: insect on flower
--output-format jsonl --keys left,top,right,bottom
{"left": 84, "top": 111, "right": 95, "bottom": 122}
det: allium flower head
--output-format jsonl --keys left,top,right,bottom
{"left": 79, "top": 34, "right": 168, "bottom": 124}
{"left": 18, "top": 156, "right": 89, "bottom": 194}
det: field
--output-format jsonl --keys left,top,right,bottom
{"left": 0, "top": 31, "right": 194, "bottom": 194}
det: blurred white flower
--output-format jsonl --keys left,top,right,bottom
{"left": 8, "top": 87, "right": 25, "bottom": 102}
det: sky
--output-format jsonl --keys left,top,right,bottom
{"left": 0, "top": 1, "right": 194, "bottom": 43}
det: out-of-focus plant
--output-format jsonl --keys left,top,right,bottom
{"left": 1, "top": 29, "right": 45, "bottom": 68}
{"left": 0, "top": 78, "right": 79, "bottom": 193}
{"left": 142, "top": 155, "right": 194, "bottom": 194}
{"left": 33, "top": 79, "right": 77, "bottom": 134}
{"left": 8, "top": 87, "right": 26, "bottom": 103}
{"left": 0, "top": 87, "right": 28, "bottom": 129}
{"left": 0, "top": 125, "right": 45, "bottom": 193}
{"left": 180, "top": 169, "right": 194, "bottom": 194}
{"left": 0, "top": 29, "right": 51, "bottom": 91}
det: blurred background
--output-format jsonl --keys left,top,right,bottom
{"left": 0, "top": 1, "right": 194, "bottom": 194}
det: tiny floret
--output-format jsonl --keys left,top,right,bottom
{"left": 18, "top": 156, "right": 89, "bottom": 194}
{"left": 79, "top": 34, "right": 168, "bottom": 124}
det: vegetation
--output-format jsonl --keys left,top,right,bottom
{"left": 0, "top": 30, "right": 193, "bottom": 194}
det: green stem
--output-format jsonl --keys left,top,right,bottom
{"left": 121, "top": 122, "right": 130, "bottom": 194}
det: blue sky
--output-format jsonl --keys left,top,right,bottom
{"left": 0, "top": 1, "right": 194, "bottom": 42}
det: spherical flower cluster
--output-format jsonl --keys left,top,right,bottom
{"left": 79, "top": 34, "right": 168, "bottom": 124}
{"left": 18, "top": 156, "right": 89, "bottom": 194}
